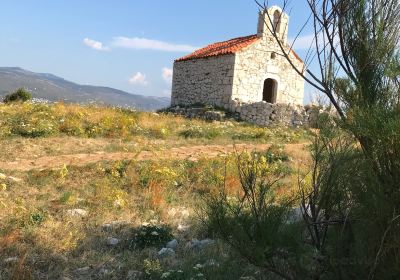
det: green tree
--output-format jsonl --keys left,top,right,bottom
{"left": 206, "top": 0, "right": 400, "bottom": 279}
{"left": 258, "top": 0, "right": 400, "bottom": 277}
{"left": 3, "top": 88, "right": 32, "bottom": 103}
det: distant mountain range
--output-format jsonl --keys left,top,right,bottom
{"left": 0, "top": 67, "right": 170, "bottom": 111}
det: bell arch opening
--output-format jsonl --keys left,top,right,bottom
{"left": 262, "top": 78, "right": 277, "bottom": 103}
{"left": 273, "top": 10, "right": 281, "bottom": 33}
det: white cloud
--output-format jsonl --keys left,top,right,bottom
{"left": 288, "top": 34, "right": 315, "bottom": 50}
{"left": 162, "top": 67, "right": 173, "bottom": 83}
{"left": 129, "top": 72, "right": 148, "bottom": 86}
{"left": 83, "top": 38, "right": 110, "bottom": 51}
{"left": 111, "top": 37, "right": 197, "bottom": 52}
{"left": 289, "top": 33, "right": 340, "bottom": 51}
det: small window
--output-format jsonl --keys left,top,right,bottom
{"left": 271, "top": 52, "right": 277, "bottom": 59}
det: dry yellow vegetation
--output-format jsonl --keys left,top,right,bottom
{"left": 0, "top": 102, "right": 313, "bottom": 279}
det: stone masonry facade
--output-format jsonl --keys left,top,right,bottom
{"left": 171, "top": 6, "right": 307, "bottom": 126}
{"left": 172, "top": 54, "right": 235, "bottom": 107}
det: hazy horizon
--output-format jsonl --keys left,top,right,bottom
{"left": 0, "top": 0, "right": 317, "bottom": 102}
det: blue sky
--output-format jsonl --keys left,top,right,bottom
{"left": 0, "top": 0, "right": 315, "bottom": 100}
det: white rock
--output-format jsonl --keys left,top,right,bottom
{"left": 75, "top": 266, "right": 90, "bottom": 274}
{"left": 3, "top": 257, "right": 18, "bottom": 263}
{"left": 0, "top": 173, "right": 7, "bottom": 180}
{"left": 167, "top": 208, "right": 178, "bottom": 217}
{"left": 8, "top": 176, "right": 22, "bottom": 183}
{"left": 166, "top": 239, "right": 178, "bottom": 250}
{"left": 204, "top": 259, "right": 219, "bottom": 267}
{"left": 66, "top": 209, "right": 88, "bottom": 217}
{"left": 199, "top": 239, "right": 215, "bottom": 248}
{"left": 186, "top": 239, "right": 201, "bottom": 250}
{"left": 177, "top": 224, "right": 190, "bottom": 232}
{"left": 102, "top": 220, "right": 129, "bottom": 231}
{"left": 99, "top": 268, "right": 111, "bottom": 275}
{"left": 106, "top": 237, "right": 119, "bottom": 246}
{"left": 180, "top": 209, "right": 190, "bottom": 218}
{"left": 158, "top": 247, "right": 175, "bottom": 258}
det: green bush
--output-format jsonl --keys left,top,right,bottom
{"left": 264, "top": 144, "right": 290, "bottom": 163}
{"left": 179, "top": 125, "right": 222, "bottom": 139}
{"left": 3, "top": 88, "right": 32, "bottom": 103}
{"left": 130, "top": 224, "right": 173, "bottom": 249}
{"left": 205, "top": 152, "right": 306, "bottom": 279}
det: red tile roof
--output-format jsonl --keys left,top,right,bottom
{"left": 290, "top": 49, "right": 304, "bottom": 64}
{"left": 175, "top": 35, "right": 259, "bottom": 62}
{"left": 175, "top": 34, "right": 304, "bottom": 64}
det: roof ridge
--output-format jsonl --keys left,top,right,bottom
{"left": 175, "top": 34, "right": 303, "bottom": 64}
{"left": 175, "top": 34, "right": 259, "bottom": 62}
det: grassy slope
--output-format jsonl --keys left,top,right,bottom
{"left": 0, "top": 103, "right": 312, "bottom": 280}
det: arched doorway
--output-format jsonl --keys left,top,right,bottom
{"left": 262, "top": 78, "right": 277, "bottom": 103}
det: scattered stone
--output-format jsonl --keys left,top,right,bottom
{"left": 199, "top": 238, "right": 215, "bottom": 248}
{"left": 180, "top": 209, "right": 190, "bottom": 219}
{"left": 161, "top": 272, "right": 172, "bottom": 279}
{"left": 188, "top": 156, "right": 198, "bottom": 162}
{"left": 99, "top": 267, "right": 111, "bottom": 276}
{"left": 102, "top": 220, "right": 129, "bottom": 231}
{"left": 186, "top": 239, "right": 201, "bottom": 250}
{"left": 177, "top": 224, "right": 190, "bottom": 232}
{"left": 204, "top": 259, "right": 219, "bottom": 267}
{"left": 240, "top": 277, "right": 256, "bottom": 280}
{"left": 186, "top": 238, "right": 215, "bottom": 250}
{"left": 106, "top": 237, "right": 120, "bottom": 246}
{"left": 158, "top": 247, "right": 176, "bottom": 258}
{"left": 166, "top": 239, "right": 178, "bottom": 250}
{"left": 127, "top": 270, "right": 143, "bottom": 280}
{"left": 75, "top": 266, "right": 91, "bottom": 275}
{"left": 66, "top": 209, "right": 88, "bottom": 217}
{"left": 167, "top": 208, "right": 178, "bottom": 217}
{"left": 204, "top": 110, "right": 225, "bottom": 121}
{"left": 3, "top": 257, "right": 18, "bottom": 263}
{"left": 193, "top": 263, "right": 204, "bottom": 269}
{"left": 166, "top": 102, "right": 331, "bottom": 128}
{"left": 8, "top": 176, "right": 22, "bottom": 183}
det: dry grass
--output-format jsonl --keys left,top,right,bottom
{"left": 0, "top": 102, "right": 313, "bottom": 279}
{"left": 0, "top": 102, "right": 312, "bottom": 141}
{"left": 0, "top": 148, "right": 311, "bottom": 279}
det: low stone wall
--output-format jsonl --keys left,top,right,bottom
{"left": 165, "top": 107, "right": 228, "bottom": 122}
{"left": 165, "top": 100, "right": 328, "bottom": 128}
{"left": 225, "top": 99, "right": 311, "bottom": 127}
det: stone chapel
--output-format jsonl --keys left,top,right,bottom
{"left": 171, "top": 6, "right": 305, "bottom": 110}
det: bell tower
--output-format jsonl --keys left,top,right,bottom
{"left": 257, "top": 6, "right": 289, "bottom": 44}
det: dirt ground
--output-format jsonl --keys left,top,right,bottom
{"left": 0, "top": 143, "right": 309, "bottom": 171}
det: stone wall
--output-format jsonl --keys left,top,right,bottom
{"left": 232, "top": 37, "right": 305, "bottom": 105}
{"left": 166, "top": 101, "right": 324, "bottom": 128}
{"left": 228, "top": 100, "right": 309, "bottom": 126}
{"left": 171, "top": 54, "right": 235, "bottom": 107}
{"left": 171, "top": 6, "right": 305, "bottom": 108}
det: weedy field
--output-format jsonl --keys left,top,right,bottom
{"left": 0, "top": 103, "right": 313, "bottom": 280}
